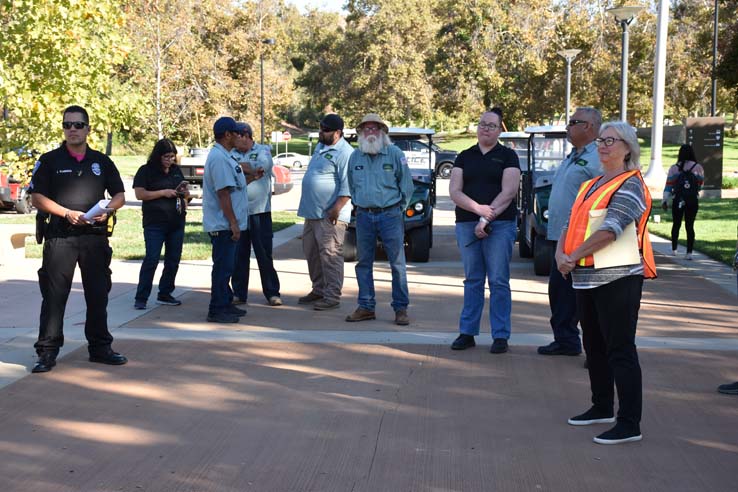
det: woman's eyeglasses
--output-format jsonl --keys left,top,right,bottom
{"left": 478, "top": 122, "right": 500, "bottom": 131}
{"left": 62, "top": 121, "right": 88, "bottom": 130}
{"left": 595, "top": 137, "right": 626, "bottom": 147}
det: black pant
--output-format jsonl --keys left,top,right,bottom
{"left": 671, "top": 198, "right": 698, "bottom": 253}
{"left": 547, "top": 240, "right": 581, "bottom": 350}
{"left": 577, "top": 275, "right": 643, "bottom": 430}
{"left": 35, "top": 235, "right": 114, "bottom": 356}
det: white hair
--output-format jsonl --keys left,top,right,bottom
{"left": 358, "top": 131, "right": 391, "bottom": 155}
{"left": 600, "top": 121, "right": 641, "bottom": 170}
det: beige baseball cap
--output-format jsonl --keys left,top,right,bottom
{"left": 356, "top": 113, "right": 389, "bottom": 133}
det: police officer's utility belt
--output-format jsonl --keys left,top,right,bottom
{"left": 45, "top": 216, "right": 108, "bottom": 239}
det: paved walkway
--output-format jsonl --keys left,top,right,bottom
{"left": 1, "top": 182, "right": 737, "bottom": 491}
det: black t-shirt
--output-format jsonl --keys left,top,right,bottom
{"left": 133, "top": 164, "right": 187, "bottom": 227}
{"left": 453, "top": 143, "right": 520, "bottom": 222}
{"left": 30, "top": 143, "right": 125, "bottom": 236}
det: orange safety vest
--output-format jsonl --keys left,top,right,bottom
{"left": 563, "top": 170, "right": 657, "bottom": 279}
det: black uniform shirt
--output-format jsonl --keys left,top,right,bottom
{"left": 453, "top": 143, "right": 520, "bottom": 223}
{"left": 30, "top": 143, "right": 125, "bottom": 236}
{"left": 133, "top": 164, "right": 187, "bottom": 227}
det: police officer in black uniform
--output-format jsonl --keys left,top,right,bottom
{"left": 29, "top": 105, "right": 128, "bottom": 373}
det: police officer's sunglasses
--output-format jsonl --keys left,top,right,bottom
{"left": 62, "top": 121, "right": 88, "bottom": 130}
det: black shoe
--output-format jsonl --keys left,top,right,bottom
{"left": 227, "top": 306, "right": 247, "bottom": 317}
{"left": 717, "top": 381, "right": 738, "bottom": 395}
{"left": 489, "top": 338, "right": 508, "bottom": 354}
{"left": 207, "top": 312, "right": 240, "bottom": 323}
{"left": 568, "top": 407, "right": 616, "bottom": 426}
{"left": 134, "top": 300, "right": 147, "bottom": 310}
{"left": 156, "top": 294, "right": 182, "bottom": 306}
{"left": 89, "top": 351, "right": 128, "bottom": 365}
{"left": 451, "top": 334, "right": 476, "bottom": 350}
{"left": 593, "top": 423, "right": 642, "bottom": 445}
{"left": 537, "top": 341, "right": 581, "bottom": 356}
{"left": 32, "top": 354, "right": 57, "bottom": 373}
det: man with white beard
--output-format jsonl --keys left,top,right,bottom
{"left": 346, "top": 113, "right": 414, "bottom": 325}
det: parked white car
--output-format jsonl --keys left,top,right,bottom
{"left": 274, "top": 152, "right": 310, "bottom": 169}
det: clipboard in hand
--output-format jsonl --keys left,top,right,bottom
{"left": 588, "top": 208, "right": 640, "bottom": 269}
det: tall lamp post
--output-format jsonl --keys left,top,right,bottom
{"left": 607, "top": 6, "right": 644, "bottom": 122}
{"left": 260, "top": 38, "right": 276, "bottom": 144}
{"left": 711, "top": 0, "right": 719, "bottom": 116}
{"left": 557, "top": 49, "right": 581, "bottom": 123}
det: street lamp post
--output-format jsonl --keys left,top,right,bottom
{"left": 607, "top": 6, "right": 644, "bottom": 122}
{"left": 557, "top": 49, "right": 581, "bottom": 123}
{"left": 711, "top": 0, "right": 719, "bottom": 116}
{"left": 260, "top": 38, "right": 276, "bottom": 144}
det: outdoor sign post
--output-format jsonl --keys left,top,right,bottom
{"left": 686, "top": 117, "right": 725, "bottom": 198}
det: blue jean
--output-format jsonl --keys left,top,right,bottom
{"left": 135, "top": 221, "right": 185, "bottom": 302}
{"left": 355, "top": 205, "right": 409, "bottom": 312}
{"left": 232, "top": 212, "right": 280, "bottom": 301}
{"left": 455, "top": 220, "right": 516, "bottom": 339}
{"left": 209, "top": 230, "right": 239, "bottom": 315}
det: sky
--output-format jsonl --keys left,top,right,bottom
{"left": 284, "top": 0, "right": 346, "bottom": 13}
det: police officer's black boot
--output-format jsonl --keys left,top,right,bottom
{"left": 32, "top": 353, "right": 57, "bottom": 373}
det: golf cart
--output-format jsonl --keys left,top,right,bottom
{"left": 309, "top": 128, "right": 437, "bottom": 262}
{"left": 516, "top": 126, "right": 571, "bottom": 276}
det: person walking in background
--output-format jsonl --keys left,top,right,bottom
{"left": 346, "top": 113, "right": 414, "bottom": 326}
{"left": 662, "top": 144, "right": 704, "bottom": 260}
{"left": 133, "top": 138, "right": 189, "bottom": 310}
{"left": 449, "top": 108, "right": 521, "bottom": 354}
{"left": 297, "top": 114, "right": 353, "bottom": 311}
{"left": 230, "top": 122, "right": 282, "bottom": 307}
{"left": 28, "top": 105, "right": 128, "bottom": 373}
{"left": 202, "top": 116, "right": 249, "bottom": 323}
{"left": 538, "top": 107, "right": 603, "bottom": 357}
{"left": 557, "top": 121, "right": 656, "bottom": 445}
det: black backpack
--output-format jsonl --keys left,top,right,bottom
{"left": 675, "top": 162, "right": 699, "bottom": 200}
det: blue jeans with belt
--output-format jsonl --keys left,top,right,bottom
{"left": 455, "top": 220, "right": 516, "bottom": 339}
{"left": 355, "top": 205, "right": 409, "bottom": 312}
{"left": 135, "top": 221, "right": 185, "bottom": 303}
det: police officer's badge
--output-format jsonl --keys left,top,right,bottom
{"left": 91, "top": 163, "right": 102, "bottom": 175}
{"left": 575, "top": 158, "right": 588, "bottom": 167}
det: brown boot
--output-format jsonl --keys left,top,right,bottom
{"left": 345, "top": 307, "right": 376, "bottom": 322}
{"left": 394, "top": 309, "right": 409, "bottom": 326}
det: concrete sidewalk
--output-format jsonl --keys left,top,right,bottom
{"left": 1, "top": 189, "right": 737, "bottom": 491}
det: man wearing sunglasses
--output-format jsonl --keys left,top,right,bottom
{"left": 202, "top": 116, "right": 250, "bottom": 323}
{"left": 28, "top": 105, "right": 127, "bottom": 373}
{"left": 537, "top": 107, "right": 603, "bottom": 357}
{"left": 297, "top": 113, "right": 353, "bottom": 311}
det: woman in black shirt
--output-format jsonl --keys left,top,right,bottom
{"left": 133, "top": 138, "right": 189, "bottom": 309}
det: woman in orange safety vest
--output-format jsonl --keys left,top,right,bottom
{"left": 556, "top": 121, "right": 656, "bottom": 446}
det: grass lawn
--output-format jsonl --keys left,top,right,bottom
{"left": 648, "top": 198, "right": 738, "bottom": 266}
{"left": 2, "top": 209, "right": 299, "bottom": 260}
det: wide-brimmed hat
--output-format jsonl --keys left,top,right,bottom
{"left": 356, "top": 113, "right": 389, "bottom": 133}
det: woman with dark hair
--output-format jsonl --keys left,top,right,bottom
{"left": 662, "top": 144, "right": 704, "bottom": 260}
{"left": 132, "top": 138, "right": 189, "bottom": 309}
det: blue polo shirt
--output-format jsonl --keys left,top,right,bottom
{"left": 231, "top": 143, "right": 273, "bottom": 215}
{"left": 298, "top": 138, "right": 353, "bottom": 223}
{"left": 347, "top": 144, "right": 414, "bottom": 210}
{"left": 202, "top": 143, "right": 249, "bottom": 233}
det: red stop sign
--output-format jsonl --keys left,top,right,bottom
{"left": 282, "top": 131, "right": 292, "bottom": 141}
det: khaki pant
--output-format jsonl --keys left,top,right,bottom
{"left": 302, "top": 218, "right": 347, "bottom": 302}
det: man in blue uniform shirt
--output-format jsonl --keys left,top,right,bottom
{"left": 346, "top": 113, "right": 414, "bottom": 325}
{"left": 202, "top": 116, "right": 250, "bottom": 323}
{"left": 29, "top": 105, "right": 127, "bottom": 373}
{"left": 231, "top": 122, "right": 282, "bottom": 307}
{"left": 297, "top": 113, "right": 353, "bottom": 311}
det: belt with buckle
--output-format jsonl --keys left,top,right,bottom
{"left": 358, "top": 202, "right": 401, "bottom": 213}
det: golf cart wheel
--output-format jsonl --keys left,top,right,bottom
{"left": 518, "top": 227, "right": 533, "bottom": 258}
{"left": 343, "top": 228, "right": 357, "bottom": 262}
{"left": 15, "top": 191, "right": 33, "bottom": 214}
{"left": 437, "top": 162, "right": 453, "bottom": 179}
{"left": 533, "top": 235, "right": 552, "bottom": 276}
{"left": 406, "top": 226, "right": 430, "bottom": 263}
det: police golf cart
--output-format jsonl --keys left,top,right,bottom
{"left": 515, "top": 125, "right": 571, "bottom": 276}
{"left": 307, "top": 127, "right": 437, "bottom": 262}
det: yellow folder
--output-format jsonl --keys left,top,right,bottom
{"left": 588, "top": 209, "right": 641, "bottom": 269}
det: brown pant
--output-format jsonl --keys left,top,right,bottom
{"left": 302, "top": 218, "right": 347, "bottom": 302}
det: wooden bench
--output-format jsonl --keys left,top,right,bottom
{"left": 0, "top": 223, "right": 36, "bottom": 265}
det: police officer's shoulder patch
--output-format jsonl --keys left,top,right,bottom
{"left": 400, "top": 156, "right": 408, "bottom": 167}
{"left": 91, "top": 163, "right": 102, "bottom": 175}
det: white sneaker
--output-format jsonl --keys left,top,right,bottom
{"left": 671, "top": 250, "right": 677, "bottom": 256}
{"left": 685, "top": 253, "right": 693, "bottom": 260}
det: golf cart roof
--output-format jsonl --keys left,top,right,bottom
{"left": 308, "top": 127, "right": 435, "bottom": 139}
{"left": 500, "top": 131, "right": 528, "bottom": 139}
{"left": 524, "top": 125, "right": 567, "bottom": 135}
